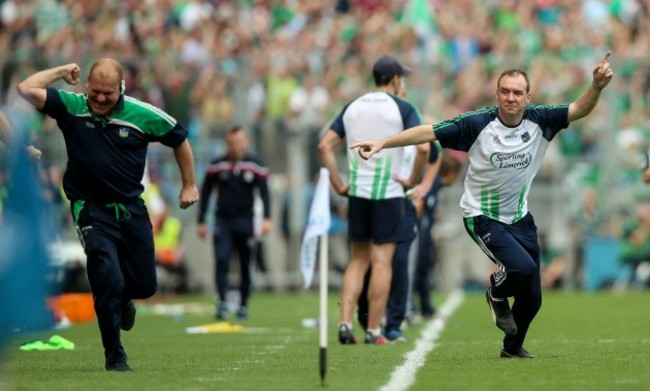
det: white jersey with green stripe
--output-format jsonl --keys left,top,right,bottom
{"left": 434, "top": 104, "right": 569, "bottom": 224}
{"left": 330, "top": 91, "right": 422, "bottom": 200}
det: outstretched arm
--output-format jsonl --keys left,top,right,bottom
{"left": 16, "top": 63, "right": 81, "bottom": 111}
{"left": 173, "top": 139, "right": 199, "bottom": 209}
{"left": 568, "top": 51, "right": 614, "bottom": 123}
{"left": 350, "top": 124, "right": 437, "bottom": 160}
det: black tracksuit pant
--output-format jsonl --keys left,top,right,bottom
{"left": 212, "top": 214, "right": 255, "bottom": 309}
{"left": 73, "top": 198, "right": 157, "bottom": 365}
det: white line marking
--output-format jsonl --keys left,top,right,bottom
{"left": 379, "top": 290, "right": 465, "bottom": 391}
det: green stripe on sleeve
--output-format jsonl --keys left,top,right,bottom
{"left": 115, "top": 97, "right": 177, "bottom": 137}
{"left": 58, "top": 90, "right": 89, "bottom": 115}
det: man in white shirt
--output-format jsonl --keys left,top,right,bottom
{"left": 351, "top": 52, "right": 613, "bottom": 357}
{"left": 319, "top": 55, "right": 426, "bottom": 344}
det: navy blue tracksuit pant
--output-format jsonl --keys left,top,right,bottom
{"left": 413, "top": 210, "right": 436, "bottom": 317}
{"left": 73, "top": 198, "right": 157, "bottom": 365}
{"left": 463, "top": 212, "right": 542, "bottom": 353}
{"left": 212, "top": 214, "right": 255, "bottom": 308}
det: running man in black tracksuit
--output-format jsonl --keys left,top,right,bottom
{"left": 17, "top": 59, "right": 199, "bottom": 371}
{"left": 197, "top": 125, "right": 271, "bottom": 320}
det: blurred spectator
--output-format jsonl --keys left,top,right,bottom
{"left": 153, "top": 205, "right": 189, "bottom": 294}
{"left": 288, "top": 72, "right": 329, "bottom": 176}
{"left": 245, "top": 51, "right": 268, "bottom": 156}
{"left": 642, "top": 145, "right": 650, "bottom": 184}
{"left": 161, "top": 66, "right": 193, "bottom": 127}
{"left": 179, "top": 0, "right": 213, "bottom": 33}
{"left": 569, "top": 186, "right": 608, "bottom": 288}
{"left": 191, "top": 67, "right": 234, "bottom": 139}
{"left": 262, "top": 57, "right": 298, "bottom": 170}
{"left": 619, "top": 203, "right": 650, "bottom": 288}
{"left": 539, "top": 231, "right": 567, "bottom": 290}
{"left": 2, "top": 1, "right": 648, "bottom": 168}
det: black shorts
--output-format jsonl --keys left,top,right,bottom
{"left": 348, "top": 196, "right": 404, "bottom": 244}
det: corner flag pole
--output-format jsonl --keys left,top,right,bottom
{"left": 318, "top": 233, "right": 328, "bottom": 386}
{"left": 299, "top": 167, "right": 331, "bottom": 386}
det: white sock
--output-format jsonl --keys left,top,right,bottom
{"left": 367, "top": 328, "right": 381, "bottom": 337}
{"left": 339, "top": 322, "right": 353, "bottom": 330}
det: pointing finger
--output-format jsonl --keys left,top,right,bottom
{"left": 357, "top": 148, "right": 370, "bottom": 160}
{"left": 601, "top": 51, "right": 611, "bottom": 64}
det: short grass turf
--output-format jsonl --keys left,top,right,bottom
{"left": 2, "top": 291, "right": 650, "bottom": 391}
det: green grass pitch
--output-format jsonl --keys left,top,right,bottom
{"left": 2, "top": 291, "right": 650, "bottom": 391}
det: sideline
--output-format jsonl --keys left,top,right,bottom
{"left": 379, "top": 290, "right": 465, "bottom": 391}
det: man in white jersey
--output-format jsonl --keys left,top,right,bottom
{"left": 351, "top": 52, "right": 614, "bottom": 357}
{"left": 319, "top": 55, "right": 428, "bottom": 344}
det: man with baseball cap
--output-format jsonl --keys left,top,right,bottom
{"left": 372, "top": 55, "right": 412, "bottom": 85}
{"left": 319, "top": 54, "right": 436, "bottom": 345}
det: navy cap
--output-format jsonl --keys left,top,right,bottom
{"left": 372, "top": 55, "right": 411, "bottom": 84}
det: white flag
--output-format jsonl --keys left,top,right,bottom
{"left": 300, "top": 168, "right": 331, "bottom": 288}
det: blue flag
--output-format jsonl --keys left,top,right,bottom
{"left": 0, "top": 144, "right": 53, "bottom": 349}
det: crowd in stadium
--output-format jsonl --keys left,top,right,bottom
{"left": 1, "top": 0, "right": 650, "bottom": 291}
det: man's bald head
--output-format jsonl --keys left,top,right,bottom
{"left": 88, "top": 58, "right": 124, "bottom": 86}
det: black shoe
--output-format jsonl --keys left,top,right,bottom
{"left": 338, "top": 324, "right": 359, "bottom": 345}
{"left": 236, "top": 307, "right": 248, "bottom": 320}
{"left": 485, "top": 287, "right": 517, "bottom": 335}
{"left": 105, "top": 360, "right": 133, "bottom": 371}
{"left": 363, "top": 331, "right": 389, "bottom": 345}
{"left": 422, "top": 309, "right": 436, "bottom": 321}
{"left": 121, "top": 301, "right": 136, "bottom": 331}
{"left": 500, "top": 347, "right": 535, "bottom": 359}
